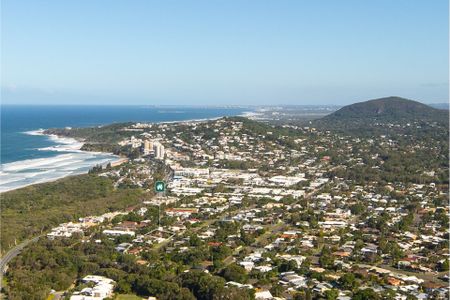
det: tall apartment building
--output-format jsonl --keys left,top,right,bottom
{"left": 143, "top": 140, "right": 153, "bottom": 155}
{"left": 154, "top": 142, "right": 165, "bottom": 160}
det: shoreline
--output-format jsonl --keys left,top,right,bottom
{"left": 0, "top": 172, "right": 90, "bottom": 194}
{"left": 0, "top": 130, "right": 121, "bottom": 193}
{"left": 23, "top": 129, "right": 121, "bottom": 156}
{"left": 1, "top": 112, "right": 254, "bottom": 193}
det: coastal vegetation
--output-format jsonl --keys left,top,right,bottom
{"left": 1, "top": 175, "right": 143, "bottom": 253}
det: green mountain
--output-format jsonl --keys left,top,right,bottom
{"left": 313, "top": 96, "right": 449, "bottom": 135}
{"left": 317, "top": 96, "right": 448, "bottom": 123}
{"left": 325, "top": 96, "right": 446, "bottom": 121}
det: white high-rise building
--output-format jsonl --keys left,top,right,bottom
{"left": 154, "top": 142, "right": 165, "bottom": 159}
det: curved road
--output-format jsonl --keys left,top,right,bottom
{"left": 1, "top": 236, "right": 41, "bottom": 273}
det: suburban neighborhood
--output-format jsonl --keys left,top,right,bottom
{"left": 24, "top": 116, "right": 449, "bottom": 300}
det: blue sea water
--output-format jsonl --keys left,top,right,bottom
{"left": 1, "top": 105, "right": 248, "bottom": 192}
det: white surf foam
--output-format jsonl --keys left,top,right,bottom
{"left": 23, "top": 129, "right": 46, "bottom": 136}
{"left": 1, "top": 154, "right": 77, "bottom": 172}
{"left": 1, "top": 131, "right": 120, "bottom": 193}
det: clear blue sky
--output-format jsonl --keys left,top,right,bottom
{"left": 1, "top": 0, "right": 448, "bottom": 105}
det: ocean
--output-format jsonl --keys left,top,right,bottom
{"left": 1, "top": 105, "right": 248, "bottom": 192}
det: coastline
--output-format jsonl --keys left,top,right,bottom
{"left": 1, "top": 111, "right": 254, "bottom": 193}
{"left": 129, "top": 111, "right": 253, "bottom": 125}
{"left": 0, "top": 130, "right": 121, "bottom": 193}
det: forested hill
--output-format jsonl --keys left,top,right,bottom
{"left": 313, "top": 96, "right": 449, "bottom": 136}
{"left": 323, "top": 96, "right": 447, "bottom": 121}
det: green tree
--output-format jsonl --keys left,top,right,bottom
{"left": 324, "top": 289, "right": 339, "bottom": 300}
{"left": 222, "top": 264, "right": 248, "bottom": 283}
{"left": 189, "top": 234, "right": 202, "bottom": 247}
{"left": 270, "top": 283, "right": 284, "bottom": 297}
{"left": 339, "top": 273, "right": 358, "bottom": 290}
{"left": 116, "top": 279, "right": 132, "bottom": 294}
{"left": 352, "top": 288, "right": 380, "bottom": 300}
{"left": 319, "top": 246, "right": 334, "bottom": 269}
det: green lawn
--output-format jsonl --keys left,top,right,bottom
{"left": 115, "top": 294, "right": 143, "bottom": 300}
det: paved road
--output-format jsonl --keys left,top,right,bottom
{"left": 0, "top": 236, "right": 41, "bottom": 273}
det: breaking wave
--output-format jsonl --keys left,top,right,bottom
{"left": 0, "top": 131, "right": 119, "bottom": 193}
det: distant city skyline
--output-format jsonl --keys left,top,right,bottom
{"left": 1, "top": 0, "right": 448, "bottom": 105}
